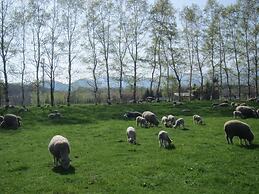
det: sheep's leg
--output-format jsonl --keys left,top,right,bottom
{"left": 230, "top": 137, "right": 233, "bottom": 144}
{"left": 226, "top": 135, "right": 230, "bottom": 144}
{"left": 239, "top": 138, "right": 243, "bottom": 145}
{"left": 159, "top": 139, "right": 162, "bottom": 147}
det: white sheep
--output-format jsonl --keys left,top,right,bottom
{"left": 233, "top": 110, "right": 243, "bottom": 119}
{"left": 48, "top": 135, "right": 71, "bottom": 169}
{"left": 161, "top": 116, "right": 169, "bottom": 127}
{"left": 173, "top": 118, "right": 185, "bottom": 129}
{"left": 136, "top": 116, "right": 148, "bottom": 128}
{"left": 193, "top": 115, "right": 203, "bottom": 124}
{"left": 158, "top": 130, "right": 173, "bottom": 148}
{"left": 126, "top": 127, "right": 136, "bottom": 144}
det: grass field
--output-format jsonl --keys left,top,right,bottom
{"left": 0, "top": 101, "right": 259, "bottom": 194}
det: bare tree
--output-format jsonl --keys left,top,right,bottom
{"left": 59, "top": 0, "right": 82, "bottom": 106}
{"left": 113, "top": 0, "right": 128, "bottom": 103}
{"left": 29, "top": 0, "right": 48, "bottom": 107}
{"left": 124, "top": 0, "right": 148, "bottom": 103}
{"left": 0, "top": 0, "right": 17, "bottom": 107}
{"left": 42, "top": 0, "right": 62, "bottom": 106}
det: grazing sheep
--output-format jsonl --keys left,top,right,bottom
{"left": 136, "top": 116, "right": 148, "bottom": 128}
{"left": 224, "top": 120, "right": 254, "bottom": 145}
{"left": 233, "top": 110, "right": 243, "bottom": 119}
{"left": 167, "top": 115, "right": 176, "bottom": 125}
{"left": 126, "top": 127, "right": 136, "bottom": 144}
{"left": 142, "top": 111, "right": 159, "bottom": 127}
{"left": 173, "top": 118, "right": 184, "bottom": 129}
{"left": 0, "top": 114, "right": 20, "bottom": 129}
{"left": 236, "top": 106, "right": 257, "bottom": 118}
{"left": 247, "top": 97, "right": 256, "bottom": 102}
{"left": 161, "top": 116, "right": 169, "bottom": 126}
{"left": 124, "top": 111, "right": 142, "bottom": 119}
{"left": 48, "top": 135, "right": 71, "bottom": 169}
{"left": 158, "top": 130, "right": 173, "bottom": 149}
{"left": 48, "top": 112, "right": 61, "bottom": 119}
{"left": 193, "top": 115, "right": 203, "bottom": 124}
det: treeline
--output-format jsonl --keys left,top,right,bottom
{"left": 0, "top": 0, "right": 258, "bottom": 106}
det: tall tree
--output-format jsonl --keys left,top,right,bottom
{"left": 204, "top": 0, "right": 220, "bottom": 100}
{"left": 112, "top": 0, "right": 128, "bottom": 103}
{"left": 29, "top": 0, "right": 48, "bottom": 107}
{"left": 59, "top": 0, "right": 82, "bottom": 106}
{"left": 95, "top": 0, "right": 113, "bottom": 104}
{"left": 125, "top": 0, "right": 148, "bottom": 103}
{"left": 43, "top": 0, "right": 61, "bottom": 106}
{"left": 0, "top": 0, "right": 17, "bottom": 107}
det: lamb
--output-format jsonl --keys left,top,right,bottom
{"left": 173, "top": 118, "right": 184, "bottom": 129}
{"left": 142, "top": 111, "right": 159, "bottom": 127}
{"left": 126, "top": 127, "right": 136, "bottom": 144}
{"left": 0, "top": 114, "right": 21, "bottom": 129}
{"left": 48, "top": 135, "right": 71, "bottom": 169}
{"left": 161, "top": 116, "right": 169, "bottom": 127}
{"left": 193, "top": 115, "right": 203, "bottom": 124}
{"left": 136, "top": 116, "right": 148, "bottom": 128}
{"left": 224, "top": 120, "right": 254, "bottom": 145}
{"left": 124, "top": 111, "right": 142, "bottom": 119}
{"left": 158, "top": 130, "right": 173, "bottom": 149}
{"left": 233, "top": 110, "right": 243, "bottom": 119}
{"left": 236, "top": 106, "right": 257, "bottom": 118}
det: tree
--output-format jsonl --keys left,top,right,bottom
{"left": 0, "top": 0, "right": 17, "bottom": 107}
{"left": 29, "top": 0, "right": 48, "bottom": 107}
{"left": 113, "top": 0, "right": 128, "bottom": 103}
{"left": 204, "top": 0, "right": 220, "bottom": 100}
{"left": 43, "top": 0, "right": 62, "bottom": 106}
{"left": 124, "top": 0, "right": 148, "bottom": 103}
{"left": 95, "top": 0, "right": 113, "bottom": 104}
{"left": 59, "top": 0, "right": 82, "bottom": 106}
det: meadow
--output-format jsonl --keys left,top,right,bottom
{"left": 0, "top": 101, "right": 259, "bottom": 194}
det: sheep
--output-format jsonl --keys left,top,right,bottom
{"left": 233, "top": 110, "right": 243, "bottom": 119}
{"left": 126, "top": 127, "right": 136, "bottom": 144}
{"left": 193, "top": 115, "right": 203, "bottom": 124}
{"left": 124, "top": 111, "right": 142, "bottom": 119}
{"left": 224, "top": 120, "right": 254, "bottom": 145}
{"left": 236, "top": 106, "right": 257, "bottom": 118}
{"left": 48, "top": 112, "right": 61, "bottom": 119}
{"left": 161, "top": 116, "right": 168, "bottom": 126}
{"left": 142, "top": 111, "right": 159, "bottom": 127}
{"left": 0, "top": 114, "right": 20, "bottom": 129}
{"left": 167, "top": 115, "right": 176, "bottom": 125}
{"left": 173, "top": 118, "right": 184, "bottom": 129}
{"left": 136, "top": 116, "right": 148, "bottom": 128}
{"left": 48, "top": 135, "right": 71, "bottom": 169}
{"left": 158, "top": 130, "right": 173, "bottom": 149}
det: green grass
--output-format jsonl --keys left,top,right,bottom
{"left": 0, "top": 101, "right": 259, "bottom": 193}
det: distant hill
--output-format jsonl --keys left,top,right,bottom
{"left": 44, "top": 77, "right": 151, "bottom": 91}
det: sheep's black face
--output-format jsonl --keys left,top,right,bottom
{"left": 61, "top": 158, "right": 70, "bottom": 169}
{"left": 247, "top": 132, "right": 254, "bottom": 144}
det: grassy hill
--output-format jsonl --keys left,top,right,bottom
{"left": 0, "top": 101, "right": 259, "bottom": 193}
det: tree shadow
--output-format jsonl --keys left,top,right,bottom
{"left": 52, "top": 165, "right": 75, "bottom": 175}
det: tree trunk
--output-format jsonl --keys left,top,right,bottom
{"left": 210, "top": 38, "right": 215, "bottom": 100}
{"left": 234, "top": 40, "right": 241, "bottom": 99}
{"left": 156, "top": 39, "right": 162, "bottom": 100}
{"left": 150, "top": 37, "right": 158, "bottom": 94}
{"left": 36, "top": 30, "right": 41, "bottom": 107}
{"left": 119, "top": 58, "right": 123, "bottom": 103}
{"left": 67, "top": 41, "right": 72, "bottom": 106}
{"left": 195, "top": 37, "right": 203, "bottom": 100}
{"left": 222, "top": 40, "right": 232, "bottom": 99}
{"left": 255, "top": 33, "right": 258, "bottom": 97}
{"left": 245, "top": 29, "right": 251, "bottom": 98}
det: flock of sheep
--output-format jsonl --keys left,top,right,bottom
{"left": 0, "top": 101, "right": 257, "bottom": 170}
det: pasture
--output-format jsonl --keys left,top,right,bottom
{"left": 0, "top": 101, "right": 259, "bottom": 193}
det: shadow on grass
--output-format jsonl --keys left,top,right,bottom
{"left": 52, "top": 165, "right": 75, "bottom": 175}
{"left": 238, "top": 143, "right": 259, "bottom": 150}
{"left": 180, "top": 127, "right": 190, "bottom": 131}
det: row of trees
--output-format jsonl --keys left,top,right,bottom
{"left": 0, "top": 0, "right": 258, "bottom": 107}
